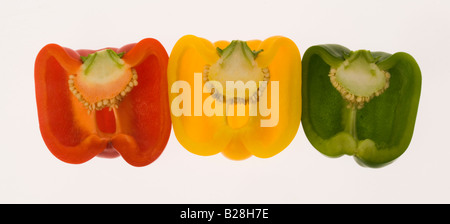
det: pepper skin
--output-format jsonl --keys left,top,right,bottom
{"left": 301, "top": 44, "right": 421, "bottom": 167}
{"left": 35, "top": 38, "right": 171, "bottom": 167}
{"left": 168, "top": 35, "right": 301, "bottom": 160}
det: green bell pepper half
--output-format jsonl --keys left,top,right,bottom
{"left": 301, "top": 44, "right": 421, "bottom": 167}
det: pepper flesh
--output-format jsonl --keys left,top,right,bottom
{"left": 301, "top": 44, "right": 421, "bottom": 167}
{"left": 168, "top": 35, "right": 302, "bottom": 160}
{"left": 35, "top": 38, "right": 171, "bottom": 166}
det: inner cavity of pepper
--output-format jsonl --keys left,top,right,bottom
{"left": 68, "top": 49, "right": 138, "bottom": 133}
{"left": 328, "top": 50, "right": 391, "bottom": 141}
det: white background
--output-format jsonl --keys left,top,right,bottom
{"left": 0, "top": 0, "right": 449, "bottom": 203}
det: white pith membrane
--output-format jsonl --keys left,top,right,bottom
{"left": 203, "top": 65, "right": 270, "bottom": 104}
{"left": 67, "top": 49, "right": 138, "bottom": 113}
{"left": 202, "top": 41, "right": 269, "bottom": 104}
{"left": 328, "top": 54, "right": 390, "bottom": 109}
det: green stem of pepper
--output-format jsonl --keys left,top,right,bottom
{"left": 81, "top": 49, "right": 125, "bottom": 76}
{"left": 216, "top": 40, "right": 263, "bottom": 67}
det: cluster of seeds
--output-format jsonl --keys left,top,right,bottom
{"left": 329, "top": 67, "right": 390, "bottom": 109}
{"left": 68, "top": 69, "right": 138, "bottom": 113}
{"left": 202, "top": 65, "right": 270, "bottom": 104}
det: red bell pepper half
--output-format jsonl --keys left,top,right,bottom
{"left": 35, "top": 38, "right": 171, "bottom": 167}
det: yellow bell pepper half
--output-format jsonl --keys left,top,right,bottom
{"left": 168, "top": 35, "right": 302, "bottom": 160}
